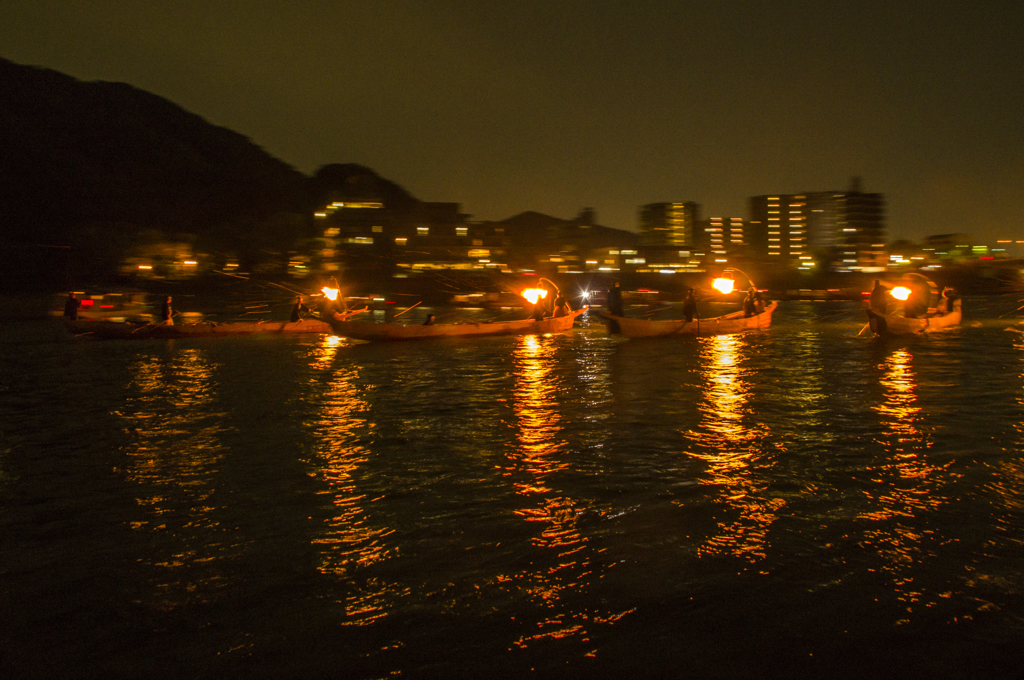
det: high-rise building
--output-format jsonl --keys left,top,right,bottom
{"left": 748, "top": 181, "right": 885, "bottom": 270}
{"left": 701, "top": 216, "right": 746, "bottom": 261}
{"left": 638, "top": 202, "right": 701, "bottom": 247}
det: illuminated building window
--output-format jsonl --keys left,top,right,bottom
{"left": 372, "top": 225, "right": 383, "bottom": 233}
{"left": 417, "top": 227, "right": 429, "bottom": 235}
{"left": 456, "top": 227, "right": 468, "bottom": 236}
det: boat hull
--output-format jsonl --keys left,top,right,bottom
{"left": 327, "top": 307, "right": 587, "bottom": 342}
{"left": 866, "top": 300, "right": 961, "bottom": 336}
{"left": 64, "top": 315, "right": 356, "bottom": 340}
{"left": 599, "top": 301, "right": 777, "bottom": 338}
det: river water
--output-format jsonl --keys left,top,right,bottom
{"left": 2, "top": 298, "right": 1024, "bottom": 679}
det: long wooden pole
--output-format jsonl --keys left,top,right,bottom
{"left": 393, "top": 301, "right": 422, "bottom": 318}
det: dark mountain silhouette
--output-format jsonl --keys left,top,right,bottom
{"left": 485, "top": 210, "right": 638, "bottom": 249}
{"left": 0, "top": 58, "right": 424, "bottom": 289}
{"left": 309, "top": 163, "right": 418, "bottom": 214}
{"left": 0, "top": 58, "right": 308, "bottom": 242}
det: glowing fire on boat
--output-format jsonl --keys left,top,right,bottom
{"left": 890, "top": 286, "right": 911, "bottom": 301}
{"left": 712, "top": 278, "right": 735, "bottom": 295}
{"left": 521, "top": 288, "right": 549, "bottom": 305}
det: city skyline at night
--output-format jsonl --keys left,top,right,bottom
{"left": 3, "top": 1, "right": 1022, "bottom": 244}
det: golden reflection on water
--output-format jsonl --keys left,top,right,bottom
{"left": 310, "top": 333, "right": 347, "bottom": 370}
{"left": 686, "top": 335, "right": 782, "bottom": 562}
{"left": 308, "top": 360, "right": 399, "bottom": 625}
{"left": 510, "top": 334, "right": 568, "bottom": 494}
{"left": 118, "top": 348, "right": 232, "bottom": 607}
{"left": 860, "top": 348, "right": 952, "bottom": 612}
{"left": 503, "top": 335, "right": 625, "bottom": 650}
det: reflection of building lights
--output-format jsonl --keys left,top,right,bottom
{"left": 138, "top": 265, "right": 152, "bottom": 270}
{"left": 183, "top": 260, "right": 197, "bottom": 266}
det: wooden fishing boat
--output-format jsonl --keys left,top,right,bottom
{"left": 865, "top": 299, "right": 961, "bottom": 336}
{"left": 598, "top": 301, "right": 778, "bottom": 338}
{"left": 65, "top": 310, "right": 365, "bottom": 340}
{"left": 326, "top": 307, "right": 588, "bottom": 342}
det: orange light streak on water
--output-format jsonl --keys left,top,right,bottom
{"left": 119, "top": 349, "right": 235, "bottom": 608}
{"left": 687, "top": 335, "right": 782, "bottom": 562}
{"left": 308, "top": 358, "right": 397, "bottom": 625}
{"left": 861, "top": 347, "right": 956, "bottom": 611}
{"left": 504, "top": 335, "right": 626, "bottom": 652}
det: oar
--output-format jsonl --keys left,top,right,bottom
{"left": 392, "top": 301, "right": 422, "bottom": 318}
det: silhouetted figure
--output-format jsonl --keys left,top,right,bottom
{"left": 903, "top": 281, "right": 929, "bottom": 319}
{"left": 552, "top": 293, "right": 570, "bottom": 317}
{"left": 290, "top": 296, "right": 309, "bottom": 322}
{"left": 423, "top": 314, "right": 436, "bottom": 325}
{"left": 869, "top": 280, "right": 889, "bottom": 314}
{"left": 532, "top": 301, "right": 547, "bottom": 321}
{"left": 63, "top": 293, "right": 81, "bottom": 321}
{"left": 743, "top": 287, "right": 759, "bottom": 318}
{"left": 160, "top": 296, "right": 174, "bottom": 326}
{"left": 941, "top": 287, "right": 959, "bottom": 314}
{"left": 607, "top": 282, "right": 624, "bottom": 316}
{"left": 682, "top": 288, "right": 697, "bottom": 323}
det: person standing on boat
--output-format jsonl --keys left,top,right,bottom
{"left": 63, "top": 292, "right": 81, "bottom": 321}
{"left": 552, "top": 292, "right": 570, "bottom": 318}
{"left": 160, "top": 296, "right": 174, "bottom": 326}
{"left": 903, "top": 281, "right": 929, "bottom": 319}
{"left": 607, "top": 281, "right": 624, "bottom": 317}
{"left": 743, "top": 287, "right": 759, "bottom": 318}
{"left": 682, "top": 288, "right": 698, "bottom": 323}
{"left": 290, "top": 296, "right": 309, "bottom": 323}
{"left": 422, "top": 314, "right": 436, "bottom": 325}
{"left": 869, "top": 280, "right": 889, "bottom": 314}
{"left": 941, "top": 287, "right": 959, "bottom": 314}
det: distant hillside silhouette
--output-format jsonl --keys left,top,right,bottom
{"left": 0, "top": 58, "right": 307, "bottom": 241}
{"left": 0, "top": 58, "right": 426, "bottom": 289}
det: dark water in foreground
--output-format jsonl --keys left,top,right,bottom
{"left": 2, "top": 298, "right": 1024, "bottom": 679}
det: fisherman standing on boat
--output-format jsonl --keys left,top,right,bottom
{"left": 63, "top": 292, "right": 81, "bottom": 321}
{"left": 607, "top": 281, "right": 624, "bottom": 317}
{"left": 682, "top": 288, "right": 698, "bottom": 323}
{"left": 869, "top": 280, "right": 889, "bottom": 314}
{"left": 941, "top": 287, "right": 959, "bottom": 314}
{"left": 423, "top": 314, "right": 436, "bottom": 325}
{"left": 743, "top": 287, "right": 759, "bottom": 318}
{"left": 552, "top": 292, "right": 570, "bottom": 318}
{"left": 903, "top": 280, "right": 929, "bottom": 319}
{"left": 290, "top": 296, "right": 309, "bottom": 323}
{"left": 160, "top": 296, "right": 174, "bottom": 325}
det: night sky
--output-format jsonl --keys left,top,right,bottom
{"left": 3, "top": 1, "right": 1022, "bottom": 243}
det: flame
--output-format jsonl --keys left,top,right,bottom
{"left": 322, "top": 287, "right": 339, "bottom": 301}
{"left": 521, "top": 288, "right": 549, "bottom": 305}
{"left": 890, "top": 286, "right": 911, "bottom": 301}
{"left": 712, "top": 278, "right": 735, "bottom": 294}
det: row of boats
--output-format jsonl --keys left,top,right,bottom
{"left": 62, "top": 295, "right": 961, "bottom": 342}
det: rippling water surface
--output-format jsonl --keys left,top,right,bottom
{"left": 3, "top": 298, "right": 1024, "bottom": 678}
